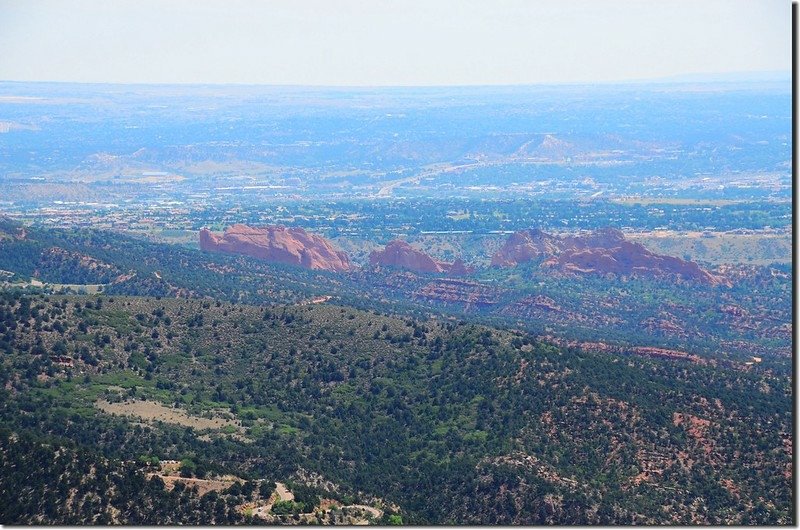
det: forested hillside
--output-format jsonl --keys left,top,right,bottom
{"left": 0, "top": 290, "right": 791, "bottom": 524}
{"left": 0, "top": 430, "right": 246, "bottom": 524}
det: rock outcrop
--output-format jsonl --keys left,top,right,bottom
{"left": 413, "top": 279, "right": 501, "bottom": 308}
{"left": 369, "top": 240, "right": 472, "bottom": 275}
{"left": 543, "top": 335, "right": 703, "bottom": 363}
{"left": 369, "top": 240, "right": 443, "bottom": 273}
{"left": 490, "top": 229, "right": 563, "bottom": 267}
{"left": 493, "top": 227, "right": 725, "bottom": 285}
{"left": 447, "top": 259, "right": 471, "bottom": 276}
{"left": 199, "top": 224, "right": 352, "bottom": 272}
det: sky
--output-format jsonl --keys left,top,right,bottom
{"left": 0, "top": 0, "right": 791, "bottom": 86}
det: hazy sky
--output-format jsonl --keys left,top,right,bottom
{"left": 0, "top": 0, "right": 791, "bottom": 86}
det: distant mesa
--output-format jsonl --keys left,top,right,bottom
{"left": 493, "top": 227, "right": 726, "bottom": 286}
{"left": 199, "top": 224, "right": 352, "bottom": 272}
{"left": 369, "top": 240, "right": 473, "bottom": 276}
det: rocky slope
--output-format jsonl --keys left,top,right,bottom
{"left": 369, "top": 240, "right": 472, "bottom": 275}
{"left": 493, "top": 228, "right": 725, "bottom": 285}
{"left": 199, "top": 224, "right": 352, "bottom": 272}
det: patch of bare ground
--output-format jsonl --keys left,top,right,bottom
{"left": 340, "top": 505, "right": 383, "bottom": 524}
{"left": 275, "top": 482, "right": 294, "bottom": 501}
{"left": 147, "top": 460, "right": 242, "bottom": 496}
{"left": 299, "top": 295, "right": 333, "bottom": 305}
{"left": 156, "top": 474, "right": 241, "bottom": 496}
{"left": 95, "top": 399, "right": 249, "bottom": 440}
{"left": 238, "top": 481, "right": 385, "bottom": 525}
{"left": 318, "top": 498, "right": 342, "bottom": 511}
{"left": 239, "top": 485, "right": 287, "bottom": 520}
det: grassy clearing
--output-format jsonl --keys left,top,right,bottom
{"left": 96, "top": 399, "right": 247, "bottom": 438}
{"left": 629, "top": 230, "right": 791, "bottom": 265}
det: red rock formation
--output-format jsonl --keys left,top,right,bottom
{"left": 529, "top": 295, "right": 563, "bottom": 313}
{"left": 369, "top": 240, "right": 472, "bottom": 276}
{"left": 493, "top": 227, "right": 725, "bottom": 285}
{"left": 547, "top": 230, "right": 724, "bottom": 285}
{"left": 446, "top": 258, "right": 472, "bottom": 276}
{"left": 369, "top": 240, "right": 443, "bottom": 273}
{"left": 490, "top": 229, "right": 563, "bottom": 267}
{"left": 631, "top": 346, "right": 701, "bottom": 362}
{"left": 413, "top": 279, "right": 501, "bottom": 307}
{"left": 199, "top": 224, "right": 352, "bottom": 272}
{"left": 498, "top": 294, "right": 591, "bottom": 325}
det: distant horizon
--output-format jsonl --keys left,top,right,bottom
{"left": 0, "top": 69, "right": 790, "bottom": 90}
